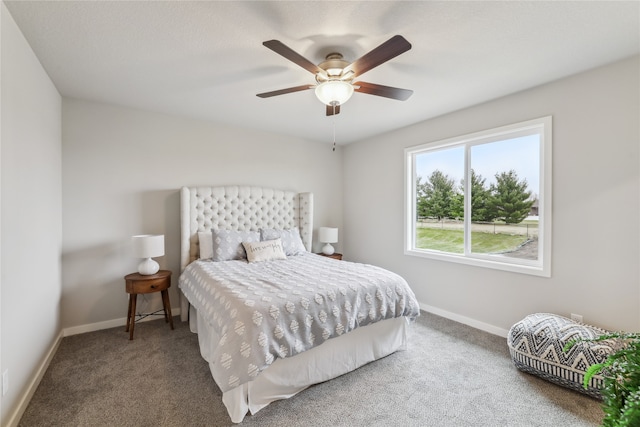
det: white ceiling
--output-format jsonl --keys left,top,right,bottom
{"left": 4, "top": 1, "right": 639, "bottom": 145}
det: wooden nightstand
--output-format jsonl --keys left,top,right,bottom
{"left": 124, "top": 270, "right": 174, "bottom": 340}
{"left": 316, "top": 253, "right": 343, "bottom": 260}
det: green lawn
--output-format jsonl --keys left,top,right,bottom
{"left": 416, "top": 228, "right": 528, "bottom": 254}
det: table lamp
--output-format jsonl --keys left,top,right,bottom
{"left": 132, "top": 234, "right": 164, "bottom": 275}
{"left": 319, "top": 227, "right": 338, "bottom": 255}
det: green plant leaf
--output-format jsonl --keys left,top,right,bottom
{"left": 583, "top": 363, "right": 604, "bottom": 389}
{"left": 563, "top": 339, "right": 577, "bottom": 352}
{"left": 618, "top": 390, "right": 640, "bottom": 427}
{"left": 566, "top": 331, "right": 640, "bottom": 425}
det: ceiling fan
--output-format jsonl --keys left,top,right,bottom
{"left": 256, "top": 35, "right": 413, "bottom": 116}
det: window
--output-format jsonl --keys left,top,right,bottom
{"left": 405, "top": 117, "right": 552, "bottom": 276}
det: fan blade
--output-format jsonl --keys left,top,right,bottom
{"left": 354, "top": 81, "right": 413, "bottom": 101}
{"left": 256, "top": 85, "right": 314, "bottom": 98}
{"left": 263, "top": 40, "right": 327, "bottom": 77}
{"left": 326, "top": 104, "right": 341, "bottom": 116}
{"left": 343, "top": 35, "right": 411, "bottom": 79}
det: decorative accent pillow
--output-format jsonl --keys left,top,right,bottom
{"left": 260, "top": 227, "right": 307, "bottom": 256}
{"left": 242, "top": 239, "right": 287, "bottom": 263}
{"left": 212, "top": 229, "right": 260, "bottom": 261}
{"left": 198, "top": 231, "right": 214, "bottom": 259}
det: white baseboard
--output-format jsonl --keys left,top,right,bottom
{"left": 419, "top": 303, "right": 510, "bottom": 338}
{"left": 4, "top": 330, "right": 64, "bottom": 427}
{"left": 63, "top": 307, "right": 181, "bottom": 337}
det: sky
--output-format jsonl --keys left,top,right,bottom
{"left": 415, "top": 134, "right": 540, "bottom": 196}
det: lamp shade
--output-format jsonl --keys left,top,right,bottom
{"left": 132, "top": 235, "right": 164, "bottom": 275}
{"left": 319, "top": 227, "right": 338, "bottom": 244}
{"left": 132, "top": 234, "right": 164, "bottom": 258}
{"left": 315, "top": 81, "right": 354, "bottom": 106}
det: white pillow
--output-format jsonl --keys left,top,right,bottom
{"left": 242, "top": 239, "right": 287, "bottom": 263}
{"left": 260, "top": 227, "right": 307, "bottom": 256}
{"left": 198, "top": 231, "right": 214, "bottom": 259}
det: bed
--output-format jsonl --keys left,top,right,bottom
{"left": 178, "top": 186, "right": 420, "bottom": 423}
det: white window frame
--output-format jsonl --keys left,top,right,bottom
{"left": 404, "top": 116, "right": 552, "bottom": 277}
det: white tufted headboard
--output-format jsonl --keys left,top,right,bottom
{"left": 180, "top": 186, "right": 314, "bottom": 271}
{"left": 179, "top": 186, "right": 313, "bottom": 321}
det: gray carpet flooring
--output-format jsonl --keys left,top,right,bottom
{"left": 19, "top": 312, "right": 604, "bottom": 426}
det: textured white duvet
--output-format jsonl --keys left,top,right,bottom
{"left": 179, "top": 253, "right": 420, "bottom": 394}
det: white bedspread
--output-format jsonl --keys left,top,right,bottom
{"left": 179, "top": 253, "right": 419, "bottom": 393}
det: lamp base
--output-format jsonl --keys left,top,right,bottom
{"left": 322, "top": 243, "right": 335, "bottom": 255}
{"left": 138, "top": 258, "right": 159, "bottom": 275}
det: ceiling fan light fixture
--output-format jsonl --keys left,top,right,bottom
{"left": 258, "top": 36, "right": 413, "bottom": 116}
{"left": 315, "top": 80, "right": 354, "bottom": 106}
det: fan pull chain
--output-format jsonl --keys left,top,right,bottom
{"left": 332, "top": 103, "right": 336, "bottom": 152}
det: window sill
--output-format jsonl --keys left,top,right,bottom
{"left": 405, "top": 248, "right": 550, "bottom": 277}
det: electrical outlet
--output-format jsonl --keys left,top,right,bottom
{"left": 571, "top": 313, "right": 583, "bottom": 323}
{"left": 2, "top": 370, "right": 8, "bottom": 396}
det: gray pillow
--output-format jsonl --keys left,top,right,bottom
{"left": 260, "top": 227, "right": 307, "bottom": 256}
{"left": 212, "top": 229, "right": 260, "bottom": 261}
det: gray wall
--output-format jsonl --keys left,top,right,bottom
{"left": 343, "top": 56, "right": 640, "bottom": 335}
{"left": 1, "top": 4, "right": 63, "bottom": 425}
{"left": 61, "top": 99, "right": 344, "bottom": 330}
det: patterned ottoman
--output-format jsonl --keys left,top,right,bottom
{"left": 507, "top": 313, "right": 616, "bottom": 399}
